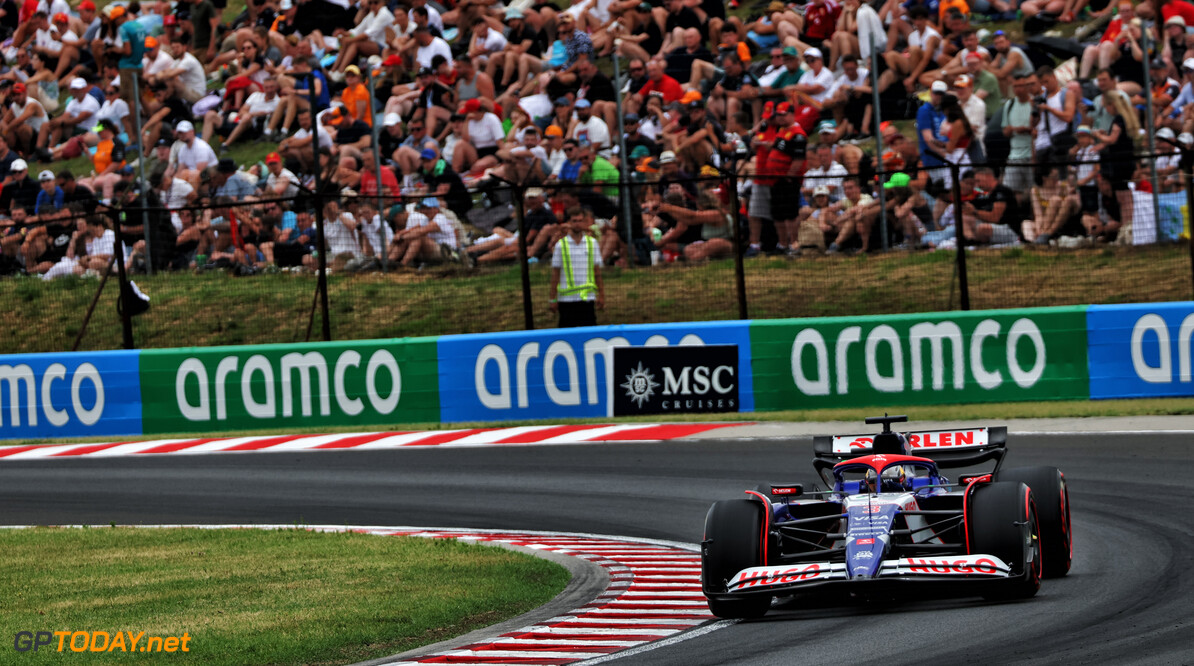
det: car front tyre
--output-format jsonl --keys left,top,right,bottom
{"left": 702, "top": 498, "right": 772, "bottom": 619}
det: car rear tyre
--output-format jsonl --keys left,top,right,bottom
{"left": 995, "top": 466, "right": 1072, "bottom": 578}
{"left": 967, "top": 481, "right": 1042, "bottom": 600}
{"left": 702, "top": 499, "right": 771, "bottom": 619}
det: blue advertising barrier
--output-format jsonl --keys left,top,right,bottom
{"left": 0, "top": 350, "right": 143, "bottom": 439}
{"left": 1088, "top": 301, "right": 1194, "bottom": 399}
{"left": 438, "top": 322, "right": 755, "bottom": 423}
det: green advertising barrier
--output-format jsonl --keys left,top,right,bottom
{"left": 139, "top": 338, "right": 440, "bottom": 434}
{"left": 750, "top": 307, "right": 1089, "bottom": 411}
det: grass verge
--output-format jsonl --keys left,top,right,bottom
{"left": 3, "top": 244, "right": 1191, "bottom": 353}
{"left": 0, "top": 526, "right": 569, "bottom": 665}
{"left": 3, "top": 397, "right": 1190, "bottom": 447}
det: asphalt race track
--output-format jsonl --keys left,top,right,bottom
{"left": 2, "top": 432, "right": 1192, "bottom": 665}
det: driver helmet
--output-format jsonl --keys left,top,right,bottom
{"left": 863, "top": 468, "right": 879, "bottom": 493}
{"left": 881, "top": 465, "right": 908, "bottom": 490}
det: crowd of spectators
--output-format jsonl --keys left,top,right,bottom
{"left": 0, "top": 0, "right": 1186, "bottom": 280}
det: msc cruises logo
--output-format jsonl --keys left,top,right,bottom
{"left": 612, "top": 345, "right": 739, "bottom": 416}
{"left": 620, "top": 362, "right": 660, "bottom": 408}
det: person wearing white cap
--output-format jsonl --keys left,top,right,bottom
{"left": 36, "top": 77, "right": 99, "bottom": 160}
{"left": 170, "top": 120, "right": 218, "bottom": 192}
{"left": 376, "top": 112, "right": 406, "bottom": 166}
{"left": 799, "top": 185, "right": 836, "bottom": 252}
{"left": 34, "top": 169, "right": 64, "bottom": 215}
{"left": 1161, "top": 16, "right": 1192, "bottom": 73}
{"left": 914, "top": 78, "right": 951, "bottom": 188}
{"left": 793, "top": 47, "right": 835, "bottom": 104}
{"left": 0, "top": 158, "right": 37, "bottom": 218}
{"left": 389, "top": 196, "right": 459, "bottom": 268}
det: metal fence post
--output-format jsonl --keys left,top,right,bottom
{"left": 365, "top": 67, "right": 388, "bottom": 272}
{"left": 109, "top": 207, "right": 135, "bottom": 349}
{"left": 611, "top": 45, "right": 635, "bottom": 266}
{"left": 870, "top": 33, "right": 888, "bottom": 250}
{"left": 727, "top": 163, "right": 748, "bottom": 320}
{"left": 1142, "top": 31, "right": 1161, "bottom": 238}
{"left": 309, "top": 72, "right": 331, "bottom": 342}
{"left": 513, "top": 185, "right": 535, "bottom": 330}
{"left": 950, "top": 161, "right": 970, "bottom": 311}
{"left": 131, "top": 75, "right": 152, "bottom": 274}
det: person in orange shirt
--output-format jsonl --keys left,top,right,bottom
{"left": 77, "top": 120, "right": 125, "bottom": 202}
{"left": 938, "top": 0, "right": 970, "bottom": 24}
{"left": 340, "top": 64, "right": 374, "bottom": 126}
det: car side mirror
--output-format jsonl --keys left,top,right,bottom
{"left": 769, "top": 483, "right": 803, "bottom": 497}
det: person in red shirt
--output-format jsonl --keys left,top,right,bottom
{"left": 747, "top": 101, "right": 782, "bottom": 256}
{"left": 763, "top": 102, "right": 808, "bottom": 255}
{"left": 633, "top": 58, "right": 685, "bottom": 114}
{"left": 1079, "top": 1, "right": 1134, "bottom": 77}
{"left": 358, "top": 149, "right": 400, "bottom": 197}
{"left": 802, "top": 0, "right": 842, "bottom": 51}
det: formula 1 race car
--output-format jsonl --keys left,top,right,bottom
{"left": 700, "top": 415, "right": 1072, "bottom": 619}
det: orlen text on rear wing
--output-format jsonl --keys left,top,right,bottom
{"left": 813, "top": 427, "right": 1008, "bottom": 471}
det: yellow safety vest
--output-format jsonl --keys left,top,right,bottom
{"left": 559, "top": 235, "right": 597, "bottom": 301}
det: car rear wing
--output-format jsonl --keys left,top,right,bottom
{"left": 813, "top": 426, "right": 1008, "bottom": 473}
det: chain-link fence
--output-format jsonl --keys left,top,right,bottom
{"left": 1, "top": 152, "right": 1192, "bottom": 354}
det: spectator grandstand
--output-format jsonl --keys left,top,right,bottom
{"left": 0, "top": 0, "right": 1188, "bottom": 288}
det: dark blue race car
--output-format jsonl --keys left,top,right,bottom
{"left": 700, "top": 415, "right": 1073, "bottom": 619}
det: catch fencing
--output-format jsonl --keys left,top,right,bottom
{"left": 0, "top": 153, "right": 1192, "bottom": 354}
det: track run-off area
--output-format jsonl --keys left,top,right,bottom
{"left": 1, "top": 420, "right": 1192, "bottom": 665}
